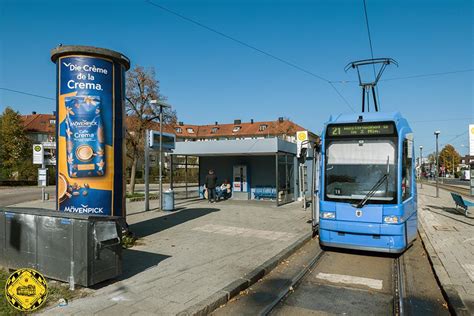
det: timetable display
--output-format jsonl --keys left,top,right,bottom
{"left": 327, "top": 122, "right": 395, "bottom": 137}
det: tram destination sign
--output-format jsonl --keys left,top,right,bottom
{"left": 327, "top": 122, "right": 395, "bottom": 137}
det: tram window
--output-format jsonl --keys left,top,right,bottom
{"left": 402, "top": 139, "right": 412, "bottom": 200}
{"left": 325, "top": 139, "right": 397, "bottom": 204}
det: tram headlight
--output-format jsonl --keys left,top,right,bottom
{"left": 321, "top": 212, "right": 336, "bottom": 219}
{"left": 383, "top": 215, "right": 399, "bottom": 224}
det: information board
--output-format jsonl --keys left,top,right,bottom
{"left": 149, "top": 130, "right": 176, "bottom": 151}
{"left": 327, "top": 122, "right": 395, "bottom": 137}
{"left": 33, "top": 144, "right": 44, "bottom": 165}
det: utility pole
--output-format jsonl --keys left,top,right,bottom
{"left": 419, "top": 145, "right": 423, "bottom": 189}
{"left": 41, "top": 160, "right": 45, "bottom": 202}
{"left": 144, "top": 129, "right": 150, "bottom": 211}
{"left": 150, "top": 100, "right": 171, "bottom": 211}
{"left": 434, "top": 131, "right": 440, "bottom": 197}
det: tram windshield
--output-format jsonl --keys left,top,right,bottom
{"left": 325, "top": 138, "right": 397, "bottom": 204}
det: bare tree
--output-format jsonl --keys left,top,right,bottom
{"left": 126, "top": 66, "right": 177, "bottom": 193}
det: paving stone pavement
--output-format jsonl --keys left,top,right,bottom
{"left": 34, "top": 199, "right": 310, "bottom": 315}
{"left": 417, "top": 184, "right": 474, "bottom": 314}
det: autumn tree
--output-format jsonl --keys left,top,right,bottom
{"left": 438, "top": 144, "right": 461, "bottom": 176}
{"left": 0, "top": 107, "right": 31, "bottom": 179}
{"left": 126, "top": 66, "right": 177, "bottom": 193}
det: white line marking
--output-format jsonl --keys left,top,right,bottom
{"left": 316, "top": 272, "right": 383, "bottom": 290}
{"left": 461, "top": 264, "right": 474, "bottom": 282}
{"left": 192, "top": 224, "right": 295, "bottom": 241}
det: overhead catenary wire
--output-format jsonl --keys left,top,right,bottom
{"left": 411, "top": 117, "right": 474, "bottom": 123}
{"left": 0, "top": 87, "right": 55, "bottom": 101}
{"left": 423, "top": 131, "right": 469, "bottom": 154}
{"left": 330, "top": 69, "right": 474, "bottom": 84}
{"left": 145, "top": 0, "right": 356, "bottom": 112}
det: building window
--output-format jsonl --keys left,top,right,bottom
{"left": 176, "top": 127, "right": 182, "bottom": 133}
{"left": 259, "top": 124, "right": 268, "bottom": 131}
{"left": 211, "top": 127, "right": 219, "bottom": 134}
{"left": 49, "top": 119, "right": 56, "bottom": 125}
{"left": 187, "top": 128, "right": 194, "bottom": 133}
{"left": 232, "top": 126, "right": 241, "bottom": 133}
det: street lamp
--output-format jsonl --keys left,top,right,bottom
{"left": 150, "top": 99, "right": 171, "bottom": 211}
{"left": 419, "top": 145, "right": 423, "bottom": 189}
{"left": 434, "top": 131, "right": 440, "bottom": 197}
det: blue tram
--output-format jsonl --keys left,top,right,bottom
{"left": 318, "top": 112, "right": 417, "bottom": 253}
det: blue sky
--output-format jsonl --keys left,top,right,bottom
{"left": 0, "top": 0, "right": 472, "bottom": 156}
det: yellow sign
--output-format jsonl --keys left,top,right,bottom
{"left": 297, "top": 131, "right": 308, "bottom": 141}
{"left": 5, "top": 268, "right": 48, "bottom": 312}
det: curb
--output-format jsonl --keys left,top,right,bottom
{"left": 177, "top": 231, "right": 313, "bottom": 316}
{"left": 126, "top": 196, "right": 159, "bottom": 203}
{"left": 418, "top": 221, "right": 471, "bottom": 316}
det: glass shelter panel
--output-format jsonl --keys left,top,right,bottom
{"left": 170, "top": 155, "right": 200, "bottom": 199}
{"left": 277, "top": 153, "right": 295, "bottom": 205}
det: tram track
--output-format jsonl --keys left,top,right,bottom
{"left": 213, "top": 236, "right": 448, "bottom": 316}
{"left": 267, "top": 249, "right": 405, "bottom": 316}
{"left": 421, "top": 181, "right": 470, "bottom": 197}
{"left": 259, "top": 249, "right": 325, "bottom": 315}
{"left": 393, "top": 256, "right": 404, "bottom": 316}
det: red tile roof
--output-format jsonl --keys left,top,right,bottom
{"left": 21, "top": 114, "right": 55, "bottom": 134}
{"left": 22, "top": 114, "right": 316, "bottom": 140}
{"left": 173, "top": 119, "right": 310, "bottom": 139}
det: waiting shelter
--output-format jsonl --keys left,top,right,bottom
{"left": 171, "top": 138, "right": 313, "bottom": 206}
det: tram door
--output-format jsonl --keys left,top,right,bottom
{"left": 403, "top": 135, "right": 417, "bottom": 243}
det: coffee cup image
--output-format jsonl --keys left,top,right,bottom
{"left": 76, "top": 145, "right": 94, "bottom": 162}
{"left": 58, "top": 173, "right": 71, "bottom": 202}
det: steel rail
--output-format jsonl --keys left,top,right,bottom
{"left": 420, "top": 181, "right": 470, "bottom": 197}
{"left": 262, "top": 249, "right": 326, "bottom": 315}
{"left": 393, "top": 256, "right": 406, "bottom": 316}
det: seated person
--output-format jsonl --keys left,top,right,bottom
{"left": 220, "top": 179, "right": 232, "bottom": 200}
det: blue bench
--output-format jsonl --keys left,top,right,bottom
{"left": 254, "top": 186, "right": 276, "bottom": 200}
{"left": 450, "top": 193, "right": 474, "bottom": 216}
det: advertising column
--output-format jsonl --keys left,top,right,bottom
{"left": 51, "top": 46, "right": 130, "bottom": 217}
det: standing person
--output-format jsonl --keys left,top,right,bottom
{"left": 205, "top": 169, "right": 218, "bottom": 203}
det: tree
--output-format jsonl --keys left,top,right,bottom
{"left": 439, "top": 144, "right": 461, "bottom": 176}
{"left": 0, "top": 107, "right": 31, "bottom": 179}
{"left": 125, "top": 66, "right": 177, "bottom": 193}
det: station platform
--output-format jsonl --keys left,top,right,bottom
{"left": 11, "top": 198, "right": 311, "bottom": 315}
{"left": 417, "top": 184, "right": 474, "bottom": 315}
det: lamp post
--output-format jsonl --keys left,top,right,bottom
{"left": 150, "top": 99, "right": 171, "bottom": 210}
{"left": 434, "top": 131, "right": 440, "bottom": 197}
{"left": 419, "top": 145, "right": 423, "bottom": 189}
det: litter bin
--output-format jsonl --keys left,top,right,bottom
{"left": 163, "top": 190, "right": 175, "bottom": 211}
{"left": 0, "top": 207, "right": 122, "bottom": 287}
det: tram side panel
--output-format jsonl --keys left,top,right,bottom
{"left": 399, "top": 131, "right": 418, "bottom": 245}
